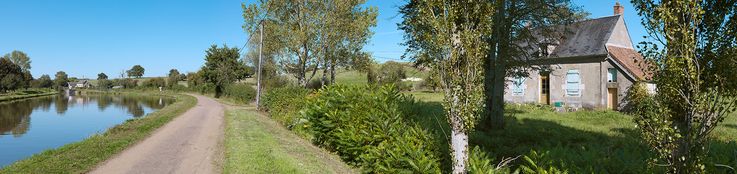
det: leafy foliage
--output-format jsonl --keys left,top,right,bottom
{"left": 261, "top": 86, "right": 311, "bottom": 129}
{"left": 377, "top": 61, "right": 406, "bottom": 85}
{"left": 223, "top": 83, "right": 257, "bottom": 104}
{"left": 167, "top": 69, "right": 181, "bottom": 87}
{"left": 97, "top": 73, "right": 108, "bottom": 80}
{"left": 127, "top": 65, "right": 145, "bottom": 78}
{"left": 141, "top": 77, "right": 166, "bottom": 88}
{"left": 631, "top": 0, "right": 737, "bottom": 172}
{"left": 399, "top": 1, "right": 489, "bottom": 172}
{"left": 301, "top": 85, "right": 442, "bottom": 173}
{"left": 0, "top": 58, "right": 24, "bottom": 93}
{"left": 32, "top": 74, "right": 53, "bottom": 88}
{"left": 242, "top": 0, "right": 376, "bottom": 87}
{"left": 202, "top": 44, "right": 241, "bottom": 98}
{"left": 1, "top": 50, "right": 31, "bottom": 72}
{"left": 53, "top": 71, "right": 68, "bottom": 90}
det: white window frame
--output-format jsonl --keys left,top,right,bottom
{"left": 566, "top": 70, "right": 581, "bottom": 97}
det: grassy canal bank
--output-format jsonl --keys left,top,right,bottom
{"left": 0, "top": 89, "right": 58, "bottom": 103}
{"left": 0, "top": 91, "right": 197, "bottom": 174}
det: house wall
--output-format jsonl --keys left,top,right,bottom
{"left": 603, "top": 58, "right": 635, "bottom": 110}
{"left": 606, "top": 15, "right": 634, "bottom": 49}
{"left": 504, "top": 57, "right": 636, "bottom": 110}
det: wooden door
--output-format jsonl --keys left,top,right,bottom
{"left": 540, "top": 75, "right": 550, "bottom": 105}
{"left": 608, "top": 88, "right": 618, "bottom": 110}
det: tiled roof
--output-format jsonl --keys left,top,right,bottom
{"left": 606, "top": 45, "right": 649, "bottom": 80}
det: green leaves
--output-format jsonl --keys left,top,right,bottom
{"left": 631, "top": 0, "right": 737, "bottom": 172}
{"left": 300, "top": 85, "right": 442, "bottom": 173}
{"left": 202, "top": 44, "right": 241, "bottom": 98}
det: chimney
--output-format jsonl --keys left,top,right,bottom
{"left": 613, "top": 2, "right": 624, "bottom": 15}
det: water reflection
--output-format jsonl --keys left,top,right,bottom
{"left": 0, "top": 95, "right": 174, "bottom": 137}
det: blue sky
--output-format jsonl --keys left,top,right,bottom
{"left": 0, "top": 0, "right": 646, "bottom": 79}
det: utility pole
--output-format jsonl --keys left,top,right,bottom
{"left": 256, "top": 22, "right": 264, "bottom": 110}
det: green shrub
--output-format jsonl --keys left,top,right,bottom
{"left": 116, "top": 78, "right": 138, "bottom": 89}
{"left": 302, "top": 85, "right": 441, "bottom": 173}
{"left": 141, "top": 77, "right": 166, "bottom": 88}
{"left": 518, "top": 150, "right": 568, "bottom": 174}
{"left": 261, "top": 86, "right": 311, "bottom": 129}
{"left": 378, "top": 61, "right": 406, "bottom": 85}
{"left": 468, "top": 146, "right": 512, "bottom": 174}
{"left": 223, "top": 83, "right": 256, "bottom": 104}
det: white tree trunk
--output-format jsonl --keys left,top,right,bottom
{"left": 451, "top": 125, "right": 469, "bottom": 174}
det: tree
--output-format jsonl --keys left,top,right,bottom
{"left": 478, "top": 0, "right": 586, "bottom": 130}
{"left": 202, "top": 44, "right": 241, "bottom": 98}
{"left": 97, "top": 73, "right": 108, "bottom": 80}
{"left": 54, "top": 71, "right": 68, "bottom": 90}
{"left": 1, "top": 50, "right": 31, "bottom": 73}
{"left": 127, "top": 65, "right": 145, "bottom": 78}
{"left": 629, "top": 0, "right": 737, "bottom": 172}
{"left": 243, "top": 0, "right": 376, "bottom": 87}
{"left": 0, "top": 58, "right": 24, "bottom": 93}
{"left": 400, "top": 1, "right": 489, "bottom": 173}
{"left": 167, "top": 69, "right": 181, "bottom": 87}
{"left": 377, "top": 61, "right": 406, "bottom": 85}
{"left": 34, "top": 74, "right": 53, "bottom": 88}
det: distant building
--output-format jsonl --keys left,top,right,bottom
{"left": 68, "top": 80, "right": 91, "bottom": 89}
{"left": 504, "top": 2, "right": 650, "bottom": 110}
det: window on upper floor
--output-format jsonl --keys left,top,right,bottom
{"left": 511, "top": 76, "right": 526, "bottom": 96}
{"left": 607, "top": 68, "right": 617, "bottom": 82}
{"left": 566, "top": 70, "right": 581, "bottom": 97}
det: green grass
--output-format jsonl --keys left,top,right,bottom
{"left": 403, "top": 91, "right": 737, "bottom": 173}
{"left": 0, "top": 92, "right": 197, "bottom": 174}
{"left": 223, "top": 107, "right": 355, "bottom": 174}
{"left": 0, "top": 88, "right": 57, "bottom": 103}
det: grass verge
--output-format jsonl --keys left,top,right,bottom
{"left": 404, "top": 91, "right": 737, "bottom": 173}
{"left": 0, "top": 92, "right": 197, "bottom": 174}
{"left": 222, "top": 106, "right": 354, "bottom": 174}
{"left": 0, "top": 89, "right": 57, "bottom": 103}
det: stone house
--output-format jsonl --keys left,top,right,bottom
{"left": 68, "top": 80, "right": 91, "bottom": 89}
{"left": 504, "top": 3, "right": 647, "bottom": 110}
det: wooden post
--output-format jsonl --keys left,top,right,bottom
{"left": 256, "top": 23, "right": 264, "bottom": 110}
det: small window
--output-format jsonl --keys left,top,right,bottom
{"left": 607, "top": 68, "right": 617, "bottom": 82}
{"left": 512, "top": 77, "right": 525, "bottom": 96}
{"left": 566, "top": 70, "right": 581, "bottom": 96}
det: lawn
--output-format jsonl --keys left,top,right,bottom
{"left": 222, "top": 106, "right": 355, "bottom": 174}
{"left": 404, "top": 91, "right": 737, "bottom": 173}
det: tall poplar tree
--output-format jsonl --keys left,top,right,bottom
{"left": 400, "top": 1, "right": 490, "bottom": 173}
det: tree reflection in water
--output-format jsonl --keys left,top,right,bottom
{"left": 0, "top": 94, "right": 174, "bottom": 137}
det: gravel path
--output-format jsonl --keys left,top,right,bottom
{"left": 89, "top": 94, "right": 224, "bottom": 174}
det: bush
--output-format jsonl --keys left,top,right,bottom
{"left": 97, "top": 79, "right": 113, "bottom": 90}
{"left": 378, "top": 61, "right": 406, "bottom": 85}
{"left": 263, "top": 75, "right": 291, "bottom": 90}
{"left": 223, "top": 83, "right": 256, "bottom": 104}
{"left": 116, "top": 78, "right": 138, "bottom": 89}
{"left": 141, "top": 77, "right": 166, "bottom": 88}
{"left": 261, "top": 86, "right": 311, "bottom": 129}
{"left": 302, "top": 85, "right": 441, "bottom": 173}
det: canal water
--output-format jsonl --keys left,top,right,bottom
{"left": 0, "top": 94, "right": 174, "bottom": 167}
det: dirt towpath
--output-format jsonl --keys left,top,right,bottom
{"left": 89, "top": 94, "right": 224, "bottom": 174}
